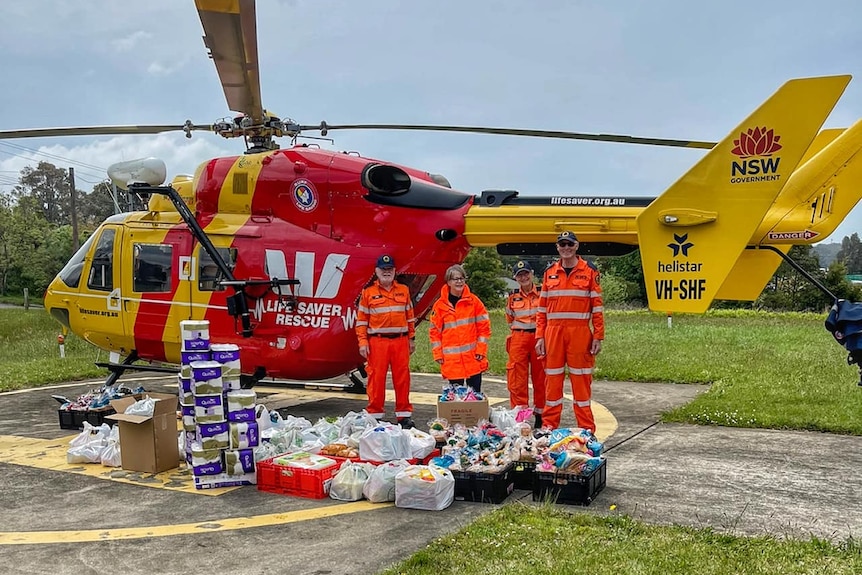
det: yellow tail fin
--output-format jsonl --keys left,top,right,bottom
{"left": 636, "top": 75, "right": 850, "bottom": 313}
{"left": 714, "top": 121, "right": 862, "bottom": 302}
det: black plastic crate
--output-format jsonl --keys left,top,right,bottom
{"left": 512, "top": 460, "right": 537, "bottom": 490}
{"left": 532, "top": 458, "right": 606, "bottom": 506}
{"left": 452, "top": 463, "right": 514, "bottom": 503}
{"left": 58, "top": 409, "right": 87, "bottom": 430}
{"left": 58, "top": 408, "right": 116, "bottom": 430}
{"left": 85, "top": 407, "right": 116, "bottom": 427}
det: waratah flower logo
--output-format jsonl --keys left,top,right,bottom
{"left": 731, "top": 127, "right": 782, "bottom": 158}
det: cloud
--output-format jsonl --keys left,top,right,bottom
{"left": 111, "top": 30, "right": 153, "bottom": 52}
{"left": 0, "top": 134, "right": 237, "bottom": 191}
{"left": 147, "top": 55, "right": 191, "bottom": 77}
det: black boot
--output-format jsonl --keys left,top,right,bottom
{"left": 398, "top": 417, "right": 415, "bottom": 430}
{"left": 534, "top": 413, "right": 543, "bottom": 429}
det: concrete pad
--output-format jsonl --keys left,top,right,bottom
{"left": 1, "top": 373, "right": 860, "bottom": 575}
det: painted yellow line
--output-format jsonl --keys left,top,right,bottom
{"left": 0, "top": 434, "right": 234, "bottom": 496}
{"left": 0, "top": 501, "right": 389, "bottom": 545}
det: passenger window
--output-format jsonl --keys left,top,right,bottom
{"left": 133, "top": 243, "right": 173, "bottom": 292}
{"left": 87, "top": 229, "right": 116, "bottom": 292}
{"left": 198, "top": 247, "right": 238, "bottom": 291}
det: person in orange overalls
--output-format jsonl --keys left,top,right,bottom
{"left": 356, "top": 254, "right": 417, "bottom": 428}
{"left": 505, "top": 260, "right": 546, "bottom": 428}
{"left": 535, "top": 231, "right": 604, "bottom": 432}
{"left": 429, "top": 264, "right": 491, "bottom": 392}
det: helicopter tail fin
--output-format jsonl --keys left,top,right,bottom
{"left": 636, "top": 75, "right": 851, "bottom": 313}
{"left": 714, "top": 120, "right": 862, "bottom": 302}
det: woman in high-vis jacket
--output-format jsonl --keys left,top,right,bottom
{"left": 429, "top": 264, "right": 492, "bottom": 392}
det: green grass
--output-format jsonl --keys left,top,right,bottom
{"left": 413, "top": 308, "right": 862, "bottom": 434}
{"left": 381, "top": 504, "right": 862, "bottom": 575}
{"left": 5, "top": 307, "right": 862, "bottom": 433}
{"left": 0, "top": 308, "right": 106, "bottom": 390}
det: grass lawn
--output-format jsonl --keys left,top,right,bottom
{"left": 381, "top": 504, "right": 862, "bottom": 575}
{"left": 4, "top": 307, "right": 862, "bottom": 433}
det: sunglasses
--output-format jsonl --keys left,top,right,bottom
{"left": 557, "top": 242, "right": 575, "bottom": 247}
{"left": 449, "top": 277, "right": 467, "bottom": 282}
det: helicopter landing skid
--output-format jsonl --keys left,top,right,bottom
{"left": 95, "top": 350, "right": 180, "bottom": 389}
{"left": 345, "top": 370, "right": 367, "bottom": 394}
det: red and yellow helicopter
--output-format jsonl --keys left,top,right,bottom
{"left": 3, "top": 0, "right": 862, "bottom": 388}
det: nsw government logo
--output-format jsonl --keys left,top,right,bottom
{"left": 729, "top": 127, "right": 783, "bottom": 184}
{"left": 292, "top": 179, "right": 318, "bottom": 212}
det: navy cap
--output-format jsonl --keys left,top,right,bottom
{"left": 376, "top": 254, "right": 395, "bottom": 269}
{"left": 557, "top": 230, "right": 578, "bottom": 243}
{"left": 513, "top": 260, "right": 533, "bottom": 278}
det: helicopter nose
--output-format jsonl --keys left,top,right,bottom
{"left": 44, "top": 277, "right": 71, "bottom": 331}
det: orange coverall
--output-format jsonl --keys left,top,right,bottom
{"left": 505, "top": 286, "right": 546, "bottom": 414}
{"left": 536, "top": 258, "right": 604, "bottom": 431}
{"left": 356, "top": 280, "right": 415, "bottom": 419}
{"left": 429, "top": 284, "right": 491, "bottom": 381}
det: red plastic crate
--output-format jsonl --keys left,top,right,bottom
{"left": 256, "top": 456, "right": 341, "bottom": 499}
{"left": 421, "top": 448, "right": 441, "bottom": 465}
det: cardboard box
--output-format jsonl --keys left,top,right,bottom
{"left": 436, "top": 399, "right": 490, "bottom": 427}
{"left": 106, "top": 392, "right": 180, "bottom": 474}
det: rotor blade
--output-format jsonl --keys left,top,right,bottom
{"left": 0, "top": 124, "right": 214, "bottom": 140}
{"left": 301, "top": 123, "right": 717, "bottom": 149}
{"left": 196, "top": 0, "right": 264, "bottom": 123}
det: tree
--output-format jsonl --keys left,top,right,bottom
{"left": 13, "top": 162, "right": 70, "bottom": 226}
{"left": 836, "top": 233, "right": 862, "bottom": 274}
{"left": 595, "top": 250, "right": 646, "bottom": 305}
{"left": 79, "top": 183, "right": 119, "bottom": 225}
{"left": 756, "top": 245, "right": 831, "bottom": 311}
{"left": 0, "top": 194, "right": 12, "bottom": 294}
{"left": 463, "top": 248, "right": 507, "bottom": 309}
{"left": 823, "top": 261, "right": 862, "bottom": 302}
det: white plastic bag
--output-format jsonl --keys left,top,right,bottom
{"left": 490, "top": 406, "right": 517, "bottom": 431}
{"left": 329, "top": 461, "right": 376, "bottom": 501}
{"left": 339, "top": 410, "right": 379, "bottom": 438}
{"left": 406, "top": 428, "right": 436, "bottom": 459}
{"left": 359, "top": 424, "right": 411, "bottom": 462}
{"left": 363, "top": 460, "right": 410, "bottom": 503}
{"left": 100, "top": 425, "right": 122, "bottom": 467}
{"left": 67, "top": 422, "right": 111, "bottom": 464}
{"left": 395, "top": 465, "right": 455, "bottom": 511}
{"left": 124, "top": 396, "right": 155, "bottom": 416}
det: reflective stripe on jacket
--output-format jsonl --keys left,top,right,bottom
{"left": 536, "top": 258, "right": 604, "bottom": 340}
{"left": 506, "top": 285, "right": 540, "bottom": 331}
{"left": 428, "top": 284, "right": 491, "bottom": 380}
{"left": 355, "top": 280, "right": 415, "bottom": 347}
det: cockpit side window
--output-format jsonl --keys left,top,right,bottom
{"left": 86, "top": 228, "right": 116, "bottom": 292}
{"left": 133, "top": 243, "right": 173, "bottom": 293}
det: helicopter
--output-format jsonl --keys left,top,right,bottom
{"left": 3, "top": 0, "right": 862, "bottom": 388}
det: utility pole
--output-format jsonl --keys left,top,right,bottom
{"left": 68, "top": 167, "right": 80, "bottom": 251}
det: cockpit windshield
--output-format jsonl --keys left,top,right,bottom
{"left": 57, "top": 232, "right": 99, "bottom": 288}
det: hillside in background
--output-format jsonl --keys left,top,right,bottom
{"left": 813, "top": 242, "right": 842, "bottom": 267}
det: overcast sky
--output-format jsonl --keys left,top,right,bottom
{"left": 1, "top": 0, "right": 861, "bottom": 244}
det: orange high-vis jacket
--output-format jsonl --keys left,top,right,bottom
{"left": 536, "top": 258, "right": 604, "bottom": 340}
{"left": 355, "top": 280, "right": 415, "bottom": 348}
{"left": 429, "top": 284, "right": 491, "bottom": 380}
{"left": 506, "top": 285, "right": 540, "bottom": 330}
